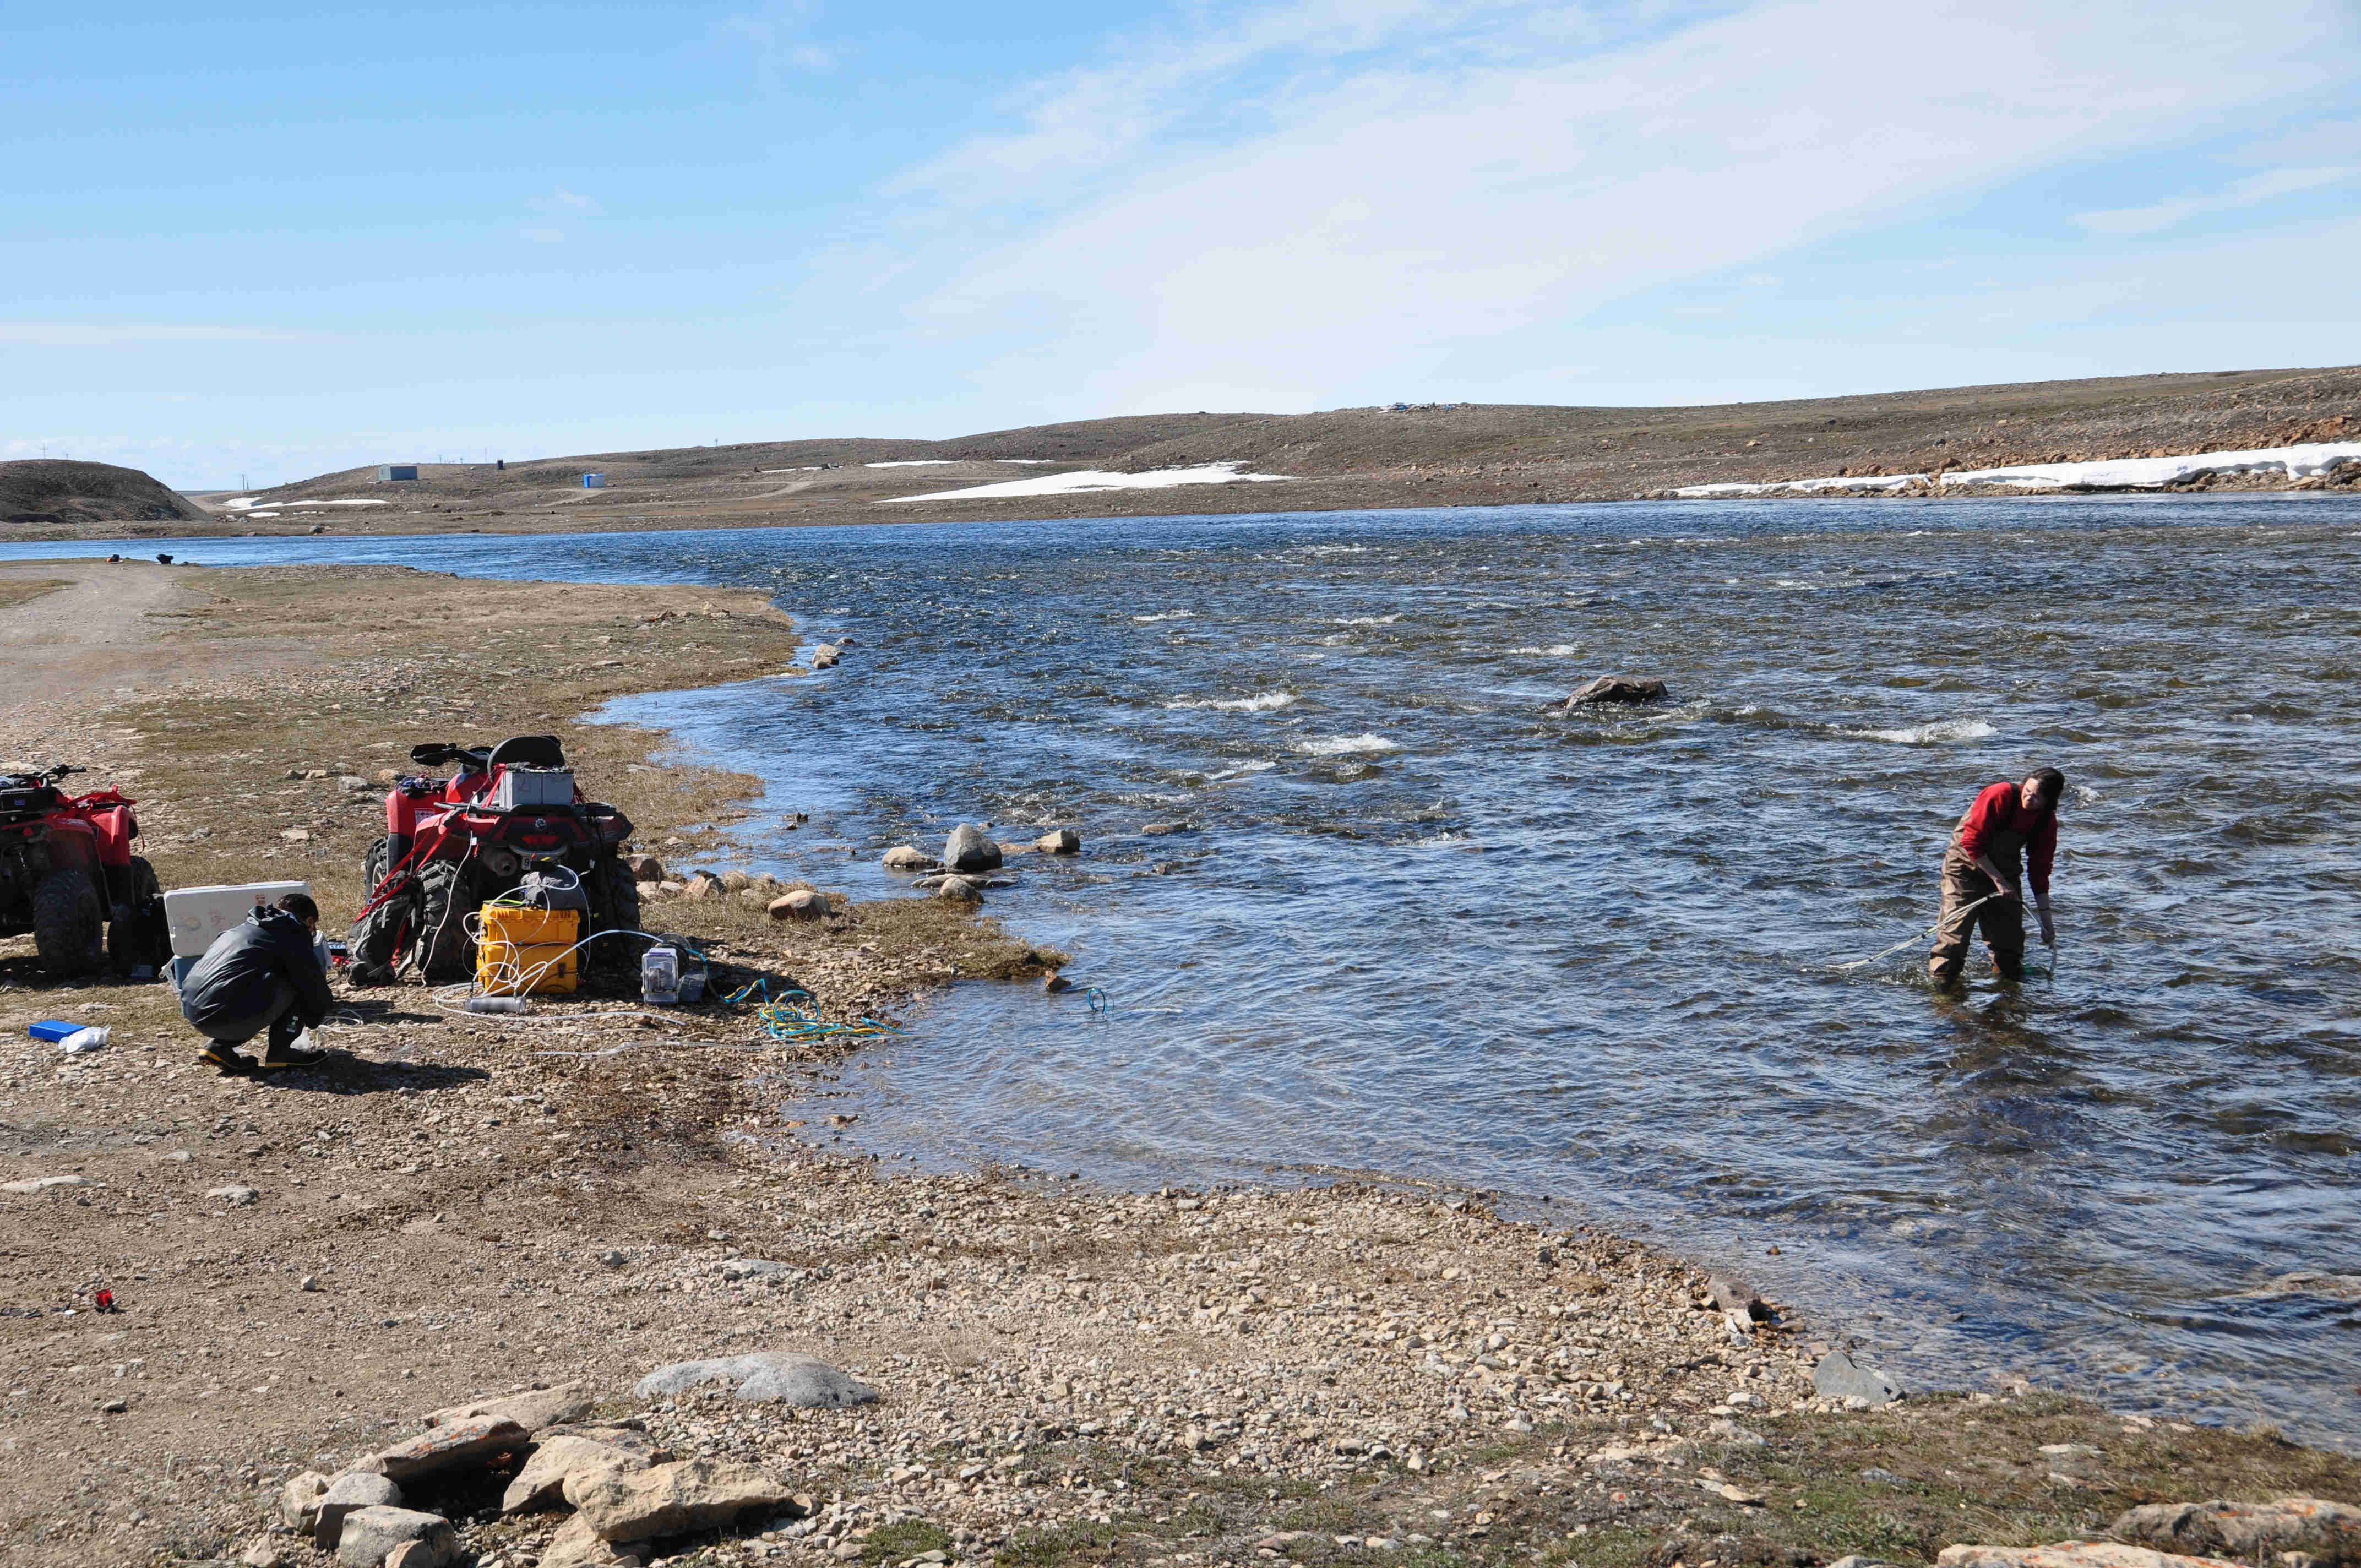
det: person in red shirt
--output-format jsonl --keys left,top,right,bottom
{"left": 1929, "top": 767, "right": 2064, "bottom": 985}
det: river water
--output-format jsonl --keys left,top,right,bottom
{"left": 10, "top": 496, "right": 2357, "bottom": 1443}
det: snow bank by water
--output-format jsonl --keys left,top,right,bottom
{"left": 1675, "top": 440, "right": 2361, "bottom": 498}
{"left": 881, "top": 461, "right": 1292, "bottom": 503}
{"left": 760, "top": 465, "right": 826, "bottom": 473}
{"left": 865, "top": 460, "right": 959, "bottom": 468}
{"left": 221, "top": 496, "right": 390, "bottom": 511}
{"left": 1167, "top": 692, "right": 1297, "bottom": 712}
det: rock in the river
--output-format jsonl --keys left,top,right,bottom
{"left": 2113, "top": 1499, "right": 2361, "bottom": 1566}
{"left": 936, "top": 878, "right": 984, "bottom": 904}
{"left": 423, "top": 1380, "right": 594, "bottom": 1434}
{"left": 1141, "top": 821, "right": 1193, "bottom": 836}
{"left": 351, "top": 1415, "right": 530, "bottom": 1483}
{"left": 1564, "top": 674, "right": 1669, "bottom": 706}
{"left": 810, "top": 644, "right": 840, "bottom": 669}
{"left": 1707, "top": 1273, "right": 1769, "bottom": 1320}
{"left": 1813, "top": 1347, "right": 1901, "bottom": 1406}
{"left": 768, "top": 889, "right": 829, "bottom": 921}
{"left": 1939, "top": 1545, "right": 2242, "bottom": 1568}
{"left": 572, "top": 1457, "right": 798, "bottom": 1543}
{"left": 1037, "top": 827, "right": 1082, "bottom": 854}
{"left": 333, "top": 1506, "right": 460, "bottom": 1567}
{"left": 634, "top": 1350, "right": 878, "bottom": 1407}
{"left": 314, "top": 1471, "right": 402, "bottom": 1547}
{"left": 943, "top": 823, "right": 1002, "bottom": 873}
{"left": 882, "top": 845, "right": 936, "bottom": 871}
{"left": 503, "top": 1428, "right": 661, "bottom": 1513}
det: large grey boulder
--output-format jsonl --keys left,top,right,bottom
{"left": 1563, "top": 674, "right": 1668, "bottom": 706}
{"left": 1813, "top": 1347, "right": 1901, "bottom": 1405}
{"left": 334, "top": 1506, "right": 459, "bottom": 1567}
{"left": 634, "top": 1350, "right": 877, "bottom": 1407}
{"left": 2112, "top": 1498, "right": 2361, "bottom": 1566}
{"left": 314, "top": 1470, "right": 402, "bottom": 1547}
{"left": 943, "top": 823, "right": 1003, "bottom": 873}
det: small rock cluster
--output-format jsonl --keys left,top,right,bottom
{"left": 264, "top": 1360, "right": 879, "bottom": 1567}
{"left": 879, "top": 823, "right": 1082, "bottom": 902}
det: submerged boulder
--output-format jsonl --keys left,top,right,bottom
{"left": 1564, "top": 674, "right": 1669, "bottom": 706}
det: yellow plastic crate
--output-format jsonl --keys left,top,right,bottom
{"left": 475, "top": 902, "right": 581, "bottom": 996}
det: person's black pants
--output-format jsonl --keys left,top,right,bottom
{"left": 183, "top": 979, "right": 303, "bottom": 1054}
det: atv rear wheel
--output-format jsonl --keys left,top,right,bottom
{"left": 590, "top": 858, "right": 650, "bottom": 979}
{"left": 105, "top": 855, "right": 164, "bottom": 972}
{"left": 33, "top": 869, "right": 104, "bottom": 978}
{"left": 414, "top": 858, "right": 477, "bottom": 981}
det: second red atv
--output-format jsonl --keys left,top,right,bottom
{"left": 347, "top": 734, "right": 644, "bottom": 984}
{"left": 0, "top": 764, "right": 165, "bottom": 977}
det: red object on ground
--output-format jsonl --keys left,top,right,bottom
{"left": 93, "top": 1289, "right": 115, "bottom": 1313}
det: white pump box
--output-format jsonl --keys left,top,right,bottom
{"left": 492, "top": 767, "right": 574, "bottom": 811}
{"left": 164, "top": 881, "right": 314, "bottom": 959}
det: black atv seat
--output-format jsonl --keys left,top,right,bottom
{"left": 487, "top": 734, "right": 567, "bottom": 770}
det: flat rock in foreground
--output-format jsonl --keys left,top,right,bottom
{"left": 634, "top": 1351, "right": 877, "bottom": 1407}
{"left": 352, "top": 1415, "right": 530, "bottom": 1482}
{"left": 570, "top": 1456, "right": 797, "bottom": 1542}
{"left": 1940, "top": 1545, "right": 2244, "bottom": 1568}
{"left": 2113, "top": 1498, "right": 2361, "bottom": 1566}
{"left": 423, "top": 1380, "right": 594, "bottom": 1433}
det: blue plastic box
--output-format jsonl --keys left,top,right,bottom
{"left": 28, "top": 1020, "right": 80, "bottom": 1042}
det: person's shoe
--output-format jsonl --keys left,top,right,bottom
{"left": 258, "top": 1046, "right": 329, "bottom": 1071}
{"left": 1990, "top": 957, "right": 2025, "bottom": 982}
{"left": 198, "top": 1043, "right": 254, "bottom": 1074}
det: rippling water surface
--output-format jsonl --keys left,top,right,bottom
{"left": 14, "top": 497, "right": 2357, "bottom": 1441}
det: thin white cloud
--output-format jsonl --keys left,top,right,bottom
{"left": 722, "top": 1, "right": 835, "bottom": 89}
{"left": 518, "top": 226, "right": 566, "bottom": 244}
{"left": 528, "top": 188, "right": 605, "bottom": 216}
{"left": 875, "top": 0, "right": 2358, "bottom": 412}
{"left": 0, "top": 322, "right": 323, "bottom": 346}
{"left": 2074, "top": 166, "right": 2353, "bottom": 236}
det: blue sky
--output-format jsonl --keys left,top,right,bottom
{"left": 6, "top": 0, "right": 2360, "bottom": 488}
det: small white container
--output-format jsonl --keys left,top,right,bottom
{"left": 57, "top": 1026, "right": 108, "bottom": 1054}
{"left": 641, "top": 946, "right": 681, "bottom": 1006}
{"left": 162, "top": 881, "right": 313, "bottom": 959}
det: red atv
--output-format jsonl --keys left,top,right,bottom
{"left": 347, "top": 734, "right": 644, "bottom": 984}
{"left": 0, "top": 765, "right": 164, "bottom": 977}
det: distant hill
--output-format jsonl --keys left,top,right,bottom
{"left": 18, "top": 365, "right": 2358, "bottom": 542}
{"left": 0, "top": 460, "right": 204, "bottom": 527}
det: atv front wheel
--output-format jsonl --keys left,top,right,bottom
{"left": 33, "top": 869, "right": 104, "bottom": 978}
{"left": 105, "top": 855, "right": 164, "bottom": 972}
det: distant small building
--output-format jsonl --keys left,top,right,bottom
{"left": 581, "top": 473, "right": 606, "bottom": 488}
{"left": 376, "top": 464, "right": 419, "bottom": 482}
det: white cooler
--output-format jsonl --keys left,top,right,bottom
{"left": 164, "top": 881, "right": 319, "bottom": 993}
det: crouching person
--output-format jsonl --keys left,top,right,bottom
{"left": 181, "top": 892, "right": 333, "bottom": 1073}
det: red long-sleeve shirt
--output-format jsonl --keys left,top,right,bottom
{"left": 1955, "top": 780, "right": 2057, "bottom": 895}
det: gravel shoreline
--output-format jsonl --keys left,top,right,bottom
{"left": 2, "top": 561, "right": 2353, "bottom": 1568}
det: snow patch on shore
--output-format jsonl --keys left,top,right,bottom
{"left": 1675, "top": 441, "right": 2361, "bottom": 498}
{"left": 221, "top": 496, "right": 390, "bottom": 511}
{"left": 866, "top": 460, "right": 959, "bottom": 467}
{"left": 882, "top": 461, "right": 1292, "bottom": 503}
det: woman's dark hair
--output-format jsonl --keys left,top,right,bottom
{"left": 275, "top": 891, "right": 320, "bottom": 924}
{"left": 2028, "top": 767, "right": 2066, "bottom": 809}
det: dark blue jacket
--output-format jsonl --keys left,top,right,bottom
{"left": 182, "top": 907, "right": 331, "bottom": 1030}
